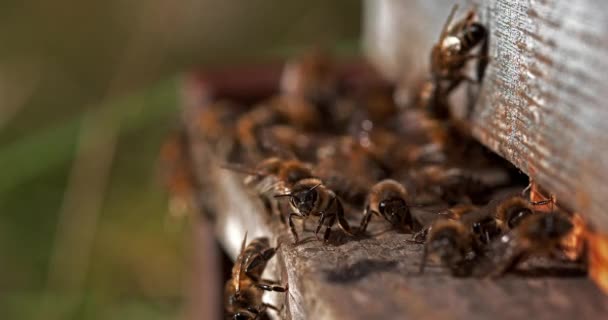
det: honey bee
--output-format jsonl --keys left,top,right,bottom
{"left": 224, "top": 234, "right": 287, "bottom": 319}
{"left": 275, "top": 178, "right": 353, "bottom": 243}
{"left": 419, "top": 218, "right": 480, "bottom": 276}
{"left": 359, "top": 179, "right": 418, "bottom": 234}
{"left": 431, "top": 5, "right": 487, "bottom": 89}
{"left": 487, "top": 212, "right": 574, "bottom": 276}
{"left": 425, "top": 5, "right": 487, "bottom": 119}
{"left": 418, "top": 204, "right": 499, "bottom": 246}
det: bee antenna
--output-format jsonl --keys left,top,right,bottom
{"left": 274, "top": 193, "right": 292, "bottom": 198}
{"left": 521, "top": 182, "right": 532, "bottom": 197}
{"left": 440, "top": 4, "right": 459, "bottom": 41}
{"left": 235, "top": 231, "right": 248, "bottom": 293}
{"left": 308, "top": 183, "right": 322, "bottom": 192}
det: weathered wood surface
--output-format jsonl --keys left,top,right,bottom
{"left": 184, "top": 153, "right": 608, "bottom": 319}
{"left": 364, "top": 0, "right": 608, "bottom": 233}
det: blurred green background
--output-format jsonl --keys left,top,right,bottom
{"left": 0, "top": 1, "right": 360, "bottom": 319}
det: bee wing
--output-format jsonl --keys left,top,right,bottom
{"left": 233, "top": 232, "right": 248, "bottom": 292}
{"left": 411, "top": 206, "right": 444, "bottom": 228}
{"left": 220, "top": 162, "right": 259, "bottom": 176}
{"left": 439, "top": 4, "right": 460, "bottom": 41}
{"left": 459, "top": 207, "right": 493, "bottom": 226}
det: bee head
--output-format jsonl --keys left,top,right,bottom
{"left": 468, "top": 22, "right": 487, "bottom": 43}
{"left": 505, "top": 206, "right": 534, "bottom": 229}
{"left": 378, "top": 198, "right": 411, "bottom": 227}
{"left": 287, "top": 182, "right": 320, "bottom": 214}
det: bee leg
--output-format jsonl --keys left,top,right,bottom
{"left": 314, "top": 212, "right": 327, "bottom": 240}
{"left": 334, "top": 198, "right": 353, "bottom": 236}
{"left": 288, "top": 212, "right": 305, "bottom": 244}
{"left": 411, "top": 227, "right": 430, "bottom": 243}
{"left": 323, "top": 214, "right": 337, "bottom": 242}
{"left": 531, "top": 199, "right": 553, "bottom": 206}
{"left": 256, "top": 281, "right": 288, "bottom": 292}
{"left": 359, "top": 206, "right": 373, "bottom": 234}
{"left": 531, "top": 195, "right": 557, "bottom": 212}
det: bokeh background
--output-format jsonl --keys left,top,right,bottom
{"left": 0, "top": 1, "right": 360, "bottom": 319}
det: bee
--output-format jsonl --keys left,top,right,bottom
{"left": 431, "top": 4, "right": 487, "bottom": 89}
{"left": 425, "top": 5, "right": 487, "bottom": 119}
{"left": 223, "top": 158, "right": 314, "bottom": 217}
{"left": 224, "top": 234, "right": 287, "bottom": 320}
{"left": 416, "top": 204, "right": 500, "bottom": 246}
{"left": 419, "top": 218, "right": 481, "bottom": 276}
{"left": 487, "top": 212, "right": 574, "bottom": 276}
{"left": 275, "top": 178, "right": 353, "bottom": 243}
{"left": 359, "top": 179, "right": 418, "bottom": 234}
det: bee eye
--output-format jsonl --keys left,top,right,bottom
{"left": 305, "top": 189, "right": 318, "bottom": 204}
{"left": 233, "top": 314, "right": 250, "bottom": 320}
{"left": 469, "top": 23, "right": 486, "bottom": 40}
{"left": 378, "top": 201, "right": 387, "bottom": 211}
{"left": 508, "top": 208, "right": 533, "bottom": 229}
